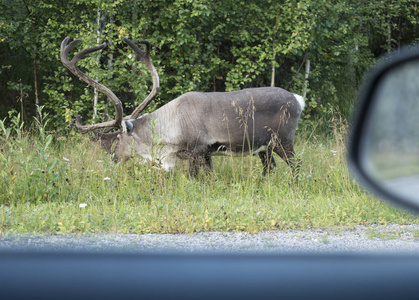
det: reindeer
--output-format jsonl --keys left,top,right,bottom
{"left": 60, "top": 37, "right": 305, "bottom": 177}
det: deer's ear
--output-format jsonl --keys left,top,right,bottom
{"left": 124, "top": 120, "right": 134, "bottom": 134}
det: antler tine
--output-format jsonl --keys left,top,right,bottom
{"left": 60, "top": 37, "right": 124, "bottom": 134}
{"left": 122, "top": 38, "right": 160, "bottom": 119}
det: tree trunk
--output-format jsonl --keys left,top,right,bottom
{"left": 19, "top": 82, "right": 24, "bottom": 124}
{"left": 303, "top": 59, "right": 310, "bottom": 98}
{"left": 33, "top": 55, "right": 40, "bottom": 122}
{"left": 107, "top": 13, "right": 114, "bottom": 116}
{"left": 271, "top": 47, "right": 275, "bottom": 87}
{"left": 271, "top": 16, "right": 278, "bottom": 88}
{"left": 387, "top": 18, "right": 392, "bottom": 52}
{"left": 93, "top": 6, "right": 101, "bottom": 122}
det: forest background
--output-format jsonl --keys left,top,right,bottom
{"left": 1, "top": 0, "right": 418, "bottom": 133}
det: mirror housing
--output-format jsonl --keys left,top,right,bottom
{"left": 349, "top": 45, "right": 419, "bottom": 213}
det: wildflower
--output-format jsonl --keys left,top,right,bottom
{"left": 96, "top": 160, "right": 103, "bottom": 163}
{"left": 104, "top": 177, "right": 111, "bottom": 180}
{"left": 329, "top": 166, "right": 335, "bottom": 169}
{"left": 330, "top": 150, "right": 337, "bottom": 156}
{"left": 79, "top": 203, "right": 87, "bottom": 208}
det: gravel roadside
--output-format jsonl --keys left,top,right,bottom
{"left": 1, "top": 224, "right": 419, "bottom": 254}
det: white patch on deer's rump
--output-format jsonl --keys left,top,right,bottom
{"left": 293, "top": 94, "right": 305, "bottom": 111}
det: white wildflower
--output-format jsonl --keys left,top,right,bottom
{"left": 79, "top": 203, "right": 87, "bottom": 208}
{"left": 96, "top": 160, "right": 103, "bottom": 163}
{"left": 63, "top": 157, "right": 70, "bottom": 162}
{"left": 330, "top": 150, "right": 337, "bottom": 156}
{"left": 104, "top": 177, "right": 111, "bottom": 180}
{"left": 329, "top": 166, "right": 335, "bottom": 169}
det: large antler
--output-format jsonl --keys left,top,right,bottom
{"left": 122, "top": 38, "right": 160, "bottom": 119}
{"left": 60, "top": 37, "right": 124, "bottom": 133}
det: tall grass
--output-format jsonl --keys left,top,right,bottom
{"left": 0, "top": 108, "right": 417, "bottom": 234}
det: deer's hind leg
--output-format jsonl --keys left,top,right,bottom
{"left": 272, "top": 139, "right": 301, "bottom": 183}
{"left": 258, "top": 147, "right": 276, "bottom": 176}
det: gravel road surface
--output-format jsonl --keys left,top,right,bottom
{"left": 1, "top": 224, "right": 419, "bottom": 254}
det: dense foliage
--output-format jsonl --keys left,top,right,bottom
{"left": 1, "top": 0, "right": 418, "bottom": 132}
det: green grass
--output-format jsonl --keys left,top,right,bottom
{"left": 0, "top": 110, "right": 417, "bottom": 234}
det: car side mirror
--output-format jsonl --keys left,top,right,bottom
{"left": 349, "top": 45, "right": 419, "bottom": 213}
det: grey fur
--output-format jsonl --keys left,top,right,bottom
{"left": 114, "top": 86, "right": 304, "bottom": 177}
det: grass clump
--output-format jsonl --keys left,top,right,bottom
{"left": 0, "top": 109, "right": 417, "bottom": 234}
